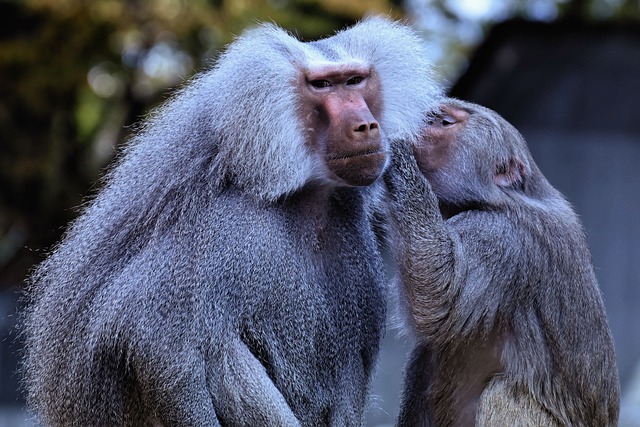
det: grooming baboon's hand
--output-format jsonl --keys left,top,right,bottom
{"left": 384, "top": 141, "right": 420, "bottom": 197}
{"left": 384, "top": 140, "right": 436, "bottom": 213}
{"left": 384, "top": 141, "right": 439, "bottom": 228}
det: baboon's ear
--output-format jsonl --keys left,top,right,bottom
{"left": 494, "top": 158, "right": 527, "bottom": 189}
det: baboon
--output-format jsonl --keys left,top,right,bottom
{"left": 384, "top": 98, "right": 620, "bottom": 427}
{"left": 21, "top": 18, "right": 442, "bottom": 426}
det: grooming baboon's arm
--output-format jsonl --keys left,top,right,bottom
{"left": 385, "top": 142, "right": 516, "bottom": 344}
{"left": 384, "top": 142, "right": 461, "bottom": 340}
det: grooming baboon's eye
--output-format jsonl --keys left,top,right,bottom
{"left": 347, "top": 76, "right": 364, "bottom": 85}
{"left": 441, "top": 115, "right": 456, "bottom": 126}
{"left": 425, "top": 113, "right": 455, "bottom": 127}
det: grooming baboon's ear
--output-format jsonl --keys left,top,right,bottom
{"left": 494, "top": 158, "right": 527, "bottom": 189}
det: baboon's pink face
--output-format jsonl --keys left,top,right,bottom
{"left": 300, "top": 65, "right": 388, "bottom": 187}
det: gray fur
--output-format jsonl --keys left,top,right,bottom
{"left": 385, "top": 98, "right": 620, "bottom": 427}
{"left": 20, "top": 18, "right": 441, "bottom": 426}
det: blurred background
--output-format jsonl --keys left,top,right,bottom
{"left": 1, "top": 0, "right": 639, "bottom": 425}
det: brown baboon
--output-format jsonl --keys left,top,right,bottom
{"left": 385, "top": 98, "right": 620, "bottom": 427}
{"left": 20, "top": 18, "right": 442, "bottom": 426}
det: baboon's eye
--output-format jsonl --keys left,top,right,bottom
{"left": 441, "top": 115, "right": 456, "bottom": 126}
{"left": 346, "top": 76, "right": 364, "bottom": 85}
{"left": 309, "top": 80, "right": 331, "bottom": 88}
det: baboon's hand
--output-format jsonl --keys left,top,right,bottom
{"left": 384, "top": 140, "right": 420, "bottom": 197}
{"left": 385, "top": 140, "right": 435, "bottom": 206}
